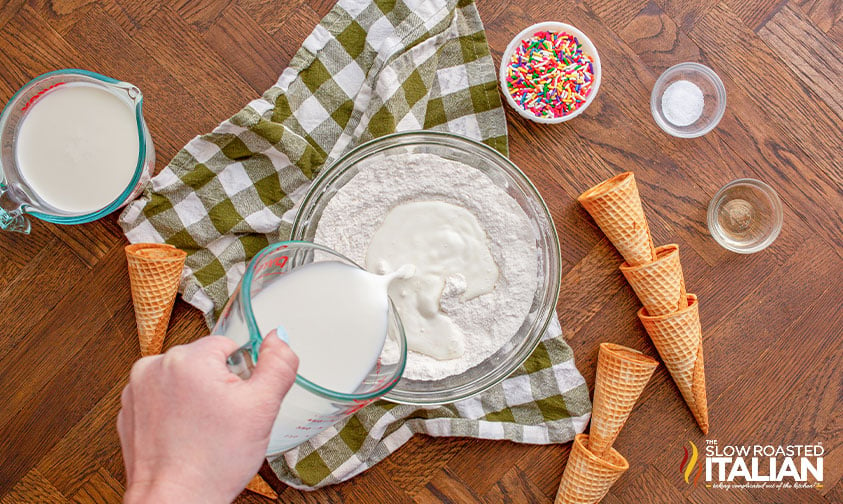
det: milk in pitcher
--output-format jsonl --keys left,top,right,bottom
{"left": 15, "top": 83, "right": 139, "bottom": 213}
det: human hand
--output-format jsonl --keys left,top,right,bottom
{"left": 118, "top": 331, "right": 298, "bottom": 504}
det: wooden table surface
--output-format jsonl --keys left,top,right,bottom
{"left": 1, "top": 0, "right": 841, "bottom": 503}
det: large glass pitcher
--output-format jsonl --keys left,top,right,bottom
{"left": 0, "top": 69, "right": 154, "bottom": 233}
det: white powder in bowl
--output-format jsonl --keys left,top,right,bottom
{"left": 661, "top": 80, "right": 704, "bottom": 127}
{"left": 314, "top": 153, "right": 538, "bottom": 381}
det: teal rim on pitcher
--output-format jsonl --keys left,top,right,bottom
{"left": 240, "top": 240, "right": 408, "bottom": 402}
{"left": 0, "top": 69, "right": 152, "bottom": 231}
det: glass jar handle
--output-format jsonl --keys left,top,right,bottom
{"left": 0, "top": 186, "right": 30, "bottom": 234}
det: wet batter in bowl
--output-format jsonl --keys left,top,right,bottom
{"left": 314, "top": 153, "right": 537, "bottom": 380}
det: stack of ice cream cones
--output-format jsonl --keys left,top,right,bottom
{"left": 125, "top": 243, "right": 187, "bottom": 356}
{"left": 556, "top": 343, "right": 657, "bottom": 503}
{"left": 578, "top": 172, "right": 709, "bottom": 434}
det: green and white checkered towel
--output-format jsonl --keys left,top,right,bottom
{"left": 119, "top": 0, "right": 590, "bottom": 490}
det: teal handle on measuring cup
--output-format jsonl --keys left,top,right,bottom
{"left": 225, "top": 325, "right": 289, "bottom": 380}
{"left": 226, "top": 344, "right": 256, "bottom": 380}
{"left": 0, "top": 186, "right": 31, "bottom": 234}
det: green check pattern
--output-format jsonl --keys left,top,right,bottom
{"left": 119, "top": 0, "right": 590, "bottom": 490}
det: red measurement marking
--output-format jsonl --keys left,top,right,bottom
{"left": 21, "top": 82, "right": 64, "bottom": 111}
{"left": 253, "top": 253, "right": 290, "bottom": 280}
{"left": 341, "top": 399, "right": 374, "bottom": 416}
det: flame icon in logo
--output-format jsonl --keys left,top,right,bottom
{"left": 680, "top": 441, "right": 703, "bottom": 487}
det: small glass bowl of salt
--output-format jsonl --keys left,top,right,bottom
{"left": 650, "top": 62, "right": 726, "bottom": 138}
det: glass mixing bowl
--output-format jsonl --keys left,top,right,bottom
{"left": 291, "top": 131, "right": 561, "bottom": 404}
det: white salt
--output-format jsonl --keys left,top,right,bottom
{"left": 661, "top": 80, "right": 704, "bottom": 127}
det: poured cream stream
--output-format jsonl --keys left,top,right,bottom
{"left": 366, "top": 201, "right": 498, "bottom": 360}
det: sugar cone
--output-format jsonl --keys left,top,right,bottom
{"left": 588, "top": 343, "right": 659, "bottom": 458}
{"left": 556, "top": 433, "right": 629, "bottom": 504}
{"left": 578, "top": 172, "right": 656, "bottom": 266}
{"left": 620, "top": 244, "right": 688, "bottom": 316}
{"left": 638, "top": 294, "right": 709, "bottom": 433}
{"left": 245, "top": 474, "right": 278, "bottom": 500}
{"left": 125, "top": 243, "right": 187, "bottom": 356}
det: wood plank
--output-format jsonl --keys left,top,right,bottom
{"left": 758, "top": 5, "right": 843, "bottom": 117}
{"left": 583, "top": 0, "right": 649, "bottom": 32}
{"left": 378, "top": 435, "right": 473, "bottom": 496}
{"left": 0, "top": 239, "right": 88, "bottom": 359}
{"left": 44, "top": 216, "right": 123, "bottom": 268}
{"left": 482, "top": 465, "right": 553, "bottom": 504}
{"left": 203, "top": 4, "right": 289, "bottom": 95}
{"left": 722, "top": 0, "right": 788, "bottom": 31}
{"left": 793, "top": 0, "right": 843, "bottom": 32}
{"left": 614, "top": 466, "right": 690, "bottom": 503}
{"left": 69, "top": 466, "right": 124, "bottom": 504}
{"left": 35, "top": 380, "right": 125, "bottom": 496}
{"left": 173, "top": 0, "right": 232, "bottom": 31}
{"left": 338, "top": 465, "right": 414, "bottom": 504}
{"left": 813, "top": 382, "right": 843, "bottom": 496}
{"left": 619, "top": 1, "right": 703, "bottom": 75}
{"left": 0, "top": 469, "right": 68, "bottom": 504}
{"left": 689, "top": 3, "right": 843, "bottom": 190}
{"left": 0, "top": 311, "right": 137, "bottom": 494}
{"left": 235, "top": 0, "right": 308, "bottom": 36}
{"left": 830, "top": 18, "right": 843, "bottom": 44}
{"left": 107, "top": 0, "right": 162, "bottom": 32}
{"left": 446, "top": 440, "right": 537, "bottom": 498}
{"left": 27, "top": 0, "right": 99, "bottom": 36}
{"left": 0, "top": 4, "right": 87, "bottom": 91}
{"left": 0, "top": 0, "right": 26, "bottom": 29}
{"left": 0, "top": 222, "right": 54, "bottom": 289}
{"left": 266, "top": 5, "right": 322, "bottom": 55}
{"left": 557, "top": 238, "right": 627, "bottom": 338}
{"left": 513, "top": 443, "right": 570, "bottom": 500}
{"left": 653, "top": 0, "right": 719, "bottom": 30}
{"left": 132, "top": 7, "right": 258, "bottom": 129}
{"left": 414, "top": 468, "right": 485, "bottom": 503}
{"left": 0, "top": 245, "right": 130, "bottom": 429}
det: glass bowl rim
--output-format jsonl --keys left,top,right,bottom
{"left": 291, "top": 130, "right": 562, "bottom": 404}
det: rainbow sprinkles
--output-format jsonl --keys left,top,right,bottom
{"left": 506, "top": 31, "right": 596, "bottom": 119}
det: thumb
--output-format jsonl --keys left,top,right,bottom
{"left": 249, "top": 327, "right": 299, "bottom": 398}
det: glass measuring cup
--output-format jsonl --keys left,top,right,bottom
{"left": 0, "top": 69, "right": 154, "bottom": 234}
{"left": 214, "top": 241, "right": 407, "bottom": 455}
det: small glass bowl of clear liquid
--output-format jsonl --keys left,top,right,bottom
{"left": 707, "top": 179, "right": 783, "bottom": 253}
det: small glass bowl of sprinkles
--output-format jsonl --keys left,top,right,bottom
{"left": 500, "top": 22, "right": 602, "bottom": 124}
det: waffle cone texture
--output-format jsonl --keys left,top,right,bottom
{"left": 556, "top": 433, "right": 629, "bottom": 504}
{"left": 589, "top": 343, "right": 658, "bottom": 458}
{"left": 638, "top": 294, "right": 709, "bottom": 434}
{"left": 578, "top": 172, "right": 656, "bottom": 266}
{"left": 245, "top": 474, "right": 278, "bottom": 499}
{"left": 125, "top": 243, "right": 187, "bottom": 356}
{"left": 620, "top": 244, "right": 688, "bottom": 316}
